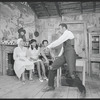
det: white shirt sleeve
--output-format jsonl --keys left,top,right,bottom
{"left": 47, "top": 30, "right": 74, "bottom": 49}
{"left": 58, "top": 46, "right": 63, "bottom": 57}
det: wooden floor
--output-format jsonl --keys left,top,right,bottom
{"left": 0, "top": 73, "right": 100, "bottom": 98}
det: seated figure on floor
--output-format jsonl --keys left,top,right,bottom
{"left": 27, "top": 39, "right": 48, "bottom": 82}
{"left": 13, "top": 38, "right": 34, "bottom": 82}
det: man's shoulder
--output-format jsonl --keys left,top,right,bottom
{"left": 64, "top": 30, "right": 73, "bottom": 34}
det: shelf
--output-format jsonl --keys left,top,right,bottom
{"left": 92, "top": 48, "right": 99, "bottom": 50}
{"left": 92, "top": 36, "right": 99, "bottom": 37}
{"left": 92, "top": 41, "right": 99, "bottom": 43}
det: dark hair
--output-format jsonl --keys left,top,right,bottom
{"left": 18, "top": 27, "right": 26, "bottom": 34}
{"left": 29, "top": 39, "right": 38, "bottom": 50}
{"left": 59, "top": 23, "right": 67, "bottom": 29}
{"left": 42, "top": 40, "right": 48, "bottom": 44}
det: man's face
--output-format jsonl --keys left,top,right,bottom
{"left": 59, "top": 25, "right": 63, "bottom": 34}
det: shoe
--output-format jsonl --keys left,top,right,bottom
{"left": 80, "top": 88, "right": 86, "bottom": 98}
{"left": 29, "top": 78, "right": 33, "bottom": 81}
{"left": 43, "top": 77, "right": 48, "bottom": 81}
{"left": 80, "top": 90, "right": 86, "bottom": 98}
{"left": 39, "top": 78, "right": 43, "bottom": 82}
{"left": 42, "top": 86, "right": 55, "bottom": 92}
{"left": 22, "top": 80, "right": 25, "bottom": 84}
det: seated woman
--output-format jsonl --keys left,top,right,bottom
{"left": 13, "top": 38, "right": 34, "bottom": 82}
{"left": 40, "top": 40, "right": 55, "bottom": 77}
{"left": 40, "top": 40, "right": 55, "bottom": 65}
{"left": 27, "top": 39, "right": 48, "bottom": 82}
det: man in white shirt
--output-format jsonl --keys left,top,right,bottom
{"left": 42, "top": 23, "right": 86, "bottom": 98}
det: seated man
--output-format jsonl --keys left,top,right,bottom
{"left": 40, "top": 40, "right": 55, "bottom": 77}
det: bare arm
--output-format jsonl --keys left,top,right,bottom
{"left": 40, "top": 47, "right": 49, "bottom": 63}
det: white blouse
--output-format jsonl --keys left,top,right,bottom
{"left": 13, "top": 47, "right": 27, "bottom": 61}
{"left": 28, "top": 47, "right": 40, "bottom": 59}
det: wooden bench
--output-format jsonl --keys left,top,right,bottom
{"left": 57, "top": 58, "right": 87, "bottom": 87}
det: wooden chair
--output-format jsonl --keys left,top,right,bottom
{"left": 56, "top": 58, "right": 87, "bottom": 87}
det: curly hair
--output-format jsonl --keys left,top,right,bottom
{"left": 29, "top": 39, "right": 38, "bottom": 50}
{"left": 42, "top": 40, "right": 48, "bottom": 44}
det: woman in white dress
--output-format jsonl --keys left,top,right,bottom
{"left": 13, "top": 38, "right": 34, "bottom": 82}
{"left": 27, "top": 39, "right": 48, "bottom": 82}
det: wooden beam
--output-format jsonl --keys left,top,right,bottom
{"left": 55, "top": 2, "right": 62, "bottom": 17}
{"left": 93, "top": 2, "right": 96, "bottom": 13}
{"left": 80, "top": 2, "right": 83, "bottom": 14}
{"left": 41, "top": 2, "right": 50, "bottom": 16}
{"left": 27, "top": 2, "right": 40, "bottom": 5}
{"left": 27, "top": 2, "right": 39, "bottom": 18}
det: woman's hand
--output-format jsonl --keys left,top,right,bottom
{"left": 30, "top": 57, "right": 37, "bottom": 61}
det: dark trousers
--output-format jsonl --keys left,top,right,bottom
{"left": 48, "top": 49, "right": 76, "bottom": 87}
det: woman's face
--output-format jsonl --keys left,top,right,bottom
{"left": 31, "top": 41, "right": 36, "bottom": 47}
{"left": 19, "top": 39, "right": 24, "bottom": 46}
{"left": 43, "top": 41, "right": 48, "bottom": 47}
{"left": 20, "top": 31, "right": 24, "bottom": 35}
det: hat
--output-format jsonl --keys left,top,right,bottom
{"left": 18, "top": 27, "right": 26, "bottom": 34}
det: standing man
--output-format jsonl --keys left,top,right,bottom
{"left": 42, "top": 23, "right": 86, "bottom": 97}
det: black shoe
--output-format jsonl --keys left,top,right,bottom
{"left": 80, "top": 89, "right": 86, "bottom": 98}
{"left": 42, "top": 86, "right": 55, "bottom": 92}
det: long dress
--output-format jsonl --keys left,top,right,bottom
{"left": 13, "top": 46, "right": 34, "bottom": 79}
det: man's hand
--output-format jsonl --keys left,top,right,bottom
{"left": 43, "top": 47, "right": 49, "bottom": 51}
{"left": 49, "top": 66, "right": 53, "bottom": 70}
{"left": 45, "top": 59, "right": 49, "bottom": 64}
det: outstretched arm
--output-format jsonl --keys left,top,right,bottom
{"left": 47, "top": 30, "right": 74, "bottom": 49}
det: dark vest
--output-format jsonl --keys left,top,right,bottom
{"left": 63, "top": 39, "right": 75, "bottom": 53}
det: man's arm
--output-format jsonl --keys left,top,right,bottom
{"left": 47, "top": 30, "right": 74, "bottom": 49}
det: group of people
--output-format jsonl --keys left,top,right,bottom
{"left": 13, "top": 37, "right": 54, "bottom": 83}
{"left": 13, "top": 23, "right": 86, "bottom": 98}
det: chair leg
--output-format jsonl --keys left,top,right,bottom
{"left": 82, "top": 62, "right": 85, "bottom": 86}
{"left": 57, "top": 67, "right": 62, "bottom": 87}
{"left": 59, "top": 67, "right": 62, "bottom": 85}
{"left": 57, "top": 69, "right": 60, "bottom": 87}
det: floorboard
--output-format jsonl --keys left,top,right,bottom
{"left": 0, "top": 74, "right": 100, "bottom": 98}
